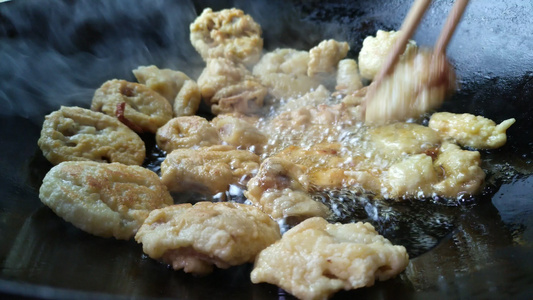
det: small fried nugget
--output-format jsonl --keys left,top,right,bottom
{"left": 161, "top": 145, "right": 260, "bottom": 194}
{"left": 133, "top": 66, "right": 201, "bottom": 117}
{"left": 132, "top": 65, "right": 190, "bottom": 105}
{"left": 432, "top": 142, "right": 486, "bottom": 198}
{"left": 251, "top": 217, "right": 409, "bottom": 300}
{"left": 156, "top": 116, "right": 220, "bottom": 153}
{"left": 190, "top": 8, "right": 263, "bottom": 66}
{"left": 366, "top": 122, "right": 442, "bottom": 159}
{"left": 211, "top": 114, "right": 267, "bottom": 153}
{"left": 197, "top": 57, "right": 267, "bottom": 115}
{"left": 428, "top": 112, "right": 515, "bottom": 149}
{"left": 252, "top": 48, "right": 320, "bottom": 100}
{"left": 308, "top": 39, "right": 350, "bottom": 77}
{"left": 335, "top": 59, "right": 363, "bottom": 95}
{"left": 245, "top": 157, "right": 330, "bottom": 221}
{"left": 39, "top": 161, "right": 173, "bottom": 240}
{"left": 91, "top": 79, "right": 173, "bottom": 133}
{"left": 135, "top": 202, "right": 280, "bottom": 275}
{"left": 174, "top": 80, "right": 201, "bottom": 116}
{"left": 38, "top": 106, "right": 145, "bottom": 165}
{"left": 358, "top": 30, "right": 417, "bottom": 80}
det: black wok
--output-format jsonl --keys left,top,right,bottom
{"left": 1, "top": 0, "right": 532, "bottom": 299}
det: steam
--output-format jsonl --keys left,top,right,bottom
{"left": 0, "top": 0, "right": 201, "bottom": 121}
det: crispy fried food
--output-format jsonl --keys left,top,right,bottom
{"left": 155, "top": 116, "right": 221, "bottom": 153}
{"left": 366, "top": 122, "right": 442, "bottom": 158}
{"left": 335, "top": 59, "right": 363, "bottom": 95}
{"left": 432, "top": 142, "right": 486, "bottom": 197}
{"left": 174, "top": 80, "right": 201, "bottom": 116}
{"left": 253, "top": 48, "right": 320, "bottom": 100}
{"left": 190, "top": 8, "right": 263, "bottom": 66}
{"left": 38, "top": 106, "right": 145, "bottom": 165}
{"left": 358, "top": 30, "right": 417, "bottom": 80}
{"left": 308, "top": 39, "right": 350, "bottom": 77}
{"left": 133, "top": 66, "right": 201, "bottom": 117}
{"left": 428, "top": 112, "right": 515, "bottom": 149}
{"left": 383, "top": 154, "right": 438, "bottom": 199}
{"left": 91, "top": 79, "right": 173, "bottom": 133}
{"left": 197, "top": 57, "right": 267, "bottom": 114}
{"left": 161, "top": 145, "right": 260, "bottom": 194}
{"left": 364, "top": 49, "right": 456, "bottom": 124}
{"left": 135, "top": 202, "right": 280, "bottom": 275}
{"left": 210, "top": 114, "right": 267, "bottom": 153}
{"left": 245, "top": 157, "right": 330, "bottom": 221}
{"left": 39, "top": 161, "right": 173, "bottom": 240}
{"left": 251, "top": 217, "right": 409, "bottom": 300}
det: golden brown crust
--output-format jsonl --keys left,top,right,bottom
{"left": 161, "top": 145, "right": 260, "bottom": 194}
{"left": 190, "top": 8, "right": 263, "bottom": 66}
{"left": 156, "top": 116, "right": 221, "bottom": 153}
{"left": 135, "top": 202, "right": 280, "bottom": 275}
{"left": 251, "top": 217, "right": 409, "bottom": 300}
{"left": 37, "top": 106, "right": 145, "bottom": 165}
{"left": 91, "top": 79, "right": 173, "bottom": 133}
{"left": 39, "top": 161, "right": 173, "bottom": 240}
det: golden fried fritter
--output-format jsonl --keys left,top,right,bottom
{"left": 251, "top": 217, "right": 409, "bottom": 300}
{"left": 135, "top": 202, "right": 280, "bottom": 275}
{"left": 38, "top": 106, "right": 145, "bottom": 165}
{"left": 39, "top": 161, "right": 173, "bottom": 240}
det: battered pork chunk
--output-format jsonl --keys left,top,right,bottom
{"left": 39, "top": 161, "right": 173, "bottom": 240}
{"left": 428, "top": 112, "right": 515, "bottom": 149}
{"left": 245, "top": 157, "right": 330, "bottom": 221}
{"left": 38, "top": 106, "right": 145, "bottom": 165}
{"left": 253, "top": 48, "right": 321, "bottom": 100}
{"left": 190, "top": 8, "right": 263, "bottom": 66}
{"left": 161, "top": 145, "right": 260, "bottom": 195}
{"left": 156, "top": 116, "right": 221, "bottom": 153}
{"left": 358, "top": 30, "right": 417, "bottom": 80}
{"left": 135, "top": 202, "right": 280, "bottom": 275}
{"left": 197, "top": 57, "right": 267, "bottom": 114}
{"left": 133, "top": 65, "right": 201, "bottom": 116}
{"left": 210, "top": 114, "right": 267, "bottom": 153}
{"left": 307, "top": 39, "right": 350, "bottom": 77}
{"left": 91, "top": 79, "right": 173, "bottom": 133}
{"left": 251, "top": 217, "right": 409, "bottom": 300}
{"left": 335, "top": 59, "right": 364, "bottom": 95}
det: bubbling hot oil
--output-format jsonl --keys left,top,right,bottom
{"left": 142, "top": 91, "right": 523, "bottom": 258}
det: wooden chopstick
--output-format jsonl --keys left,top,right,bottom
{"left": 433, "top": 0, "right": 470, "bottom": 55}
{"left": 372, "top": 0, "right": 432, "bottom": 86}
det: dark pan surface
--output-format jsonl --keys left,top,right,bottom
{"left": 1, "top": 0, "right": 532, "bottom": 299}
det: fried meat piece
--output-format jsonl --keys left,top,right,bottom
{"left": 91, "top": 79, "right": 173, "bottom": 133}
{"left": 133, "top": 65, "right": 201, "bottom": 117}
{"left": 161, "top": 145, "right": 260, "bottom": 195}
{"left": 156, "top": 116, "right": 220, "bottom": 153}
{"left": 432, "top": 142, "right": 486, "bottom": 197}
{"left": 190, "top": 8, "right": 263, "bottom": 66}
{"left": 252, "top": 48, "right": 321, "bottom": 100}
{"left": 211, "top": 114, "right": 267, "bottom": 153}
{"left": 251, "top": 217, "right": 409, "bottom": 300}
{"left": 135, "top": 202, "right": 280, "bottom": 275}
{"left": 366, "top": 122, "right": 442, "bottom": 158}
{"left": 335, "top": 59, "right": 363, "bottom": 95}
{"left": 428, "top": 112, "right": 515, "bottom": 149}
{"left": 197, "top": 57, "right": 267, "bottom": 114}
{"left": 38, "top": 106, "right": 145, "bottom": 165}
{"left": 39, "top": 161, "right": 173, "bottom": 240}
{"left": 358, "top": 30, "right": 417, "bottom": 80}
{"left": 245, "top": 157, "right": 330, "bottom": 221}
{"left": 308, "top": 39, "right": 350, "bottom": 77}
